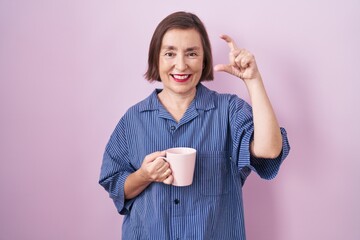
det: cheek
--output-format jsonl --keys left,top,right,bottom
{"left": 159, "top": 59, "right": 173, "bottom": 70}
{"left": 193, "top": 60, "right": 204, "bottom": 72}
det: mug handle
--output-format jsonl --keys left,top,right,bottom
{"left": 156, "top": 156, "right": 167, "bottom": 162}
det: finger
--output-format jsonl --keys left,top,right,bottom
{"left": 234, "top": 55, "right": 249, "bottom": 69}
{"left": 229, "top": 50, "right": 236, "bottom": 66}
{"left": 241, "top": 57, "right": 250, "bottom": 69}
{"left": 162, "top": 168, "right": 172, "bottom": 178}
{"left": 156, "top": 168, "right": 171, "bottom": 182}
{"left": 153, "top": 157, "right": 168, "bottom": 169}
{"left": 144, "top": 150, "right": 166, "bottom": 163}
{"left": 163, "top": 174, "right": 174, "bottom": 185}
{"left": 220, "top": 34, "right": 238, "bottom": 51}
{"left": 156, "top": 160, "right": 170, "bottom": 172}
{"left": 234, "top": 50, "right": 253, "bottom": 69}
{"left": 229, "top": 49, "right": 241, "bottom": 67}
{"left": 214, "top": 64, "right": 233, "bottom": 74}
{"left": 215, "top": 64, "right": 244, "bottom": 79}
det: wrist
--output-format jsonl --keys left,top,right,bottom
{"left": 137, "top": 168, "right": 152, "bottom": 183}
{"left": 244, "top": 76, "right": 264, "bottom": 92}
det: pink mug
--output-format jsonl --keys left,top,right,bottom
{"left": 159, "top": 147, "right": 196, "bottom": 186}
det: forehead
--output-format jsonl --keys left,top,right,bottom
{"left": 161, "top": 28, "right": 203, "bottom": 49}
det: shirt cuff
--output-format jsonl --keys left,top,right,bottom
{"left": 250, "top": 127, "right": 290, "bottom": 180}
{"left": 112, "top": 171, "right": 133, "bottom": 215}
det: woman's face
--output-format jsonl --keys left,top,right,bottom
{"left": 158, "top": 28, "right": 204, "bottom": 96}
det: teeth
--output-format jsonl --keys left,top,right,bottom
{"left": 173, "top": 74, "right": 189, "bottom": 80}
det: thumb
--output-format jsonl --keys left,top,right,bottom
{"left": 144, "top": 150, "right": 166, "bottom": 163}
{"left": 214, "top": 64, "right": 232, "bottom": 74}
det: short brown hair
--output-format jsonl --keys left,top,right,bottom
{"left": 145, "top": 11, "right": 214, "bottom": 82}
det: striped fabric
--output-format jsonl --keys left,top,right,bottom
{"left": 99, "top": 83, "right": 290, "bottom": 240}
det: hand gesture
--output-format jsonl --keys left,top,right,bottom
{"left": 139, "top": 151, "right": 173, "bottom": 184}
{"left": 214, "top": 34, "right": 261, "bottom": 81}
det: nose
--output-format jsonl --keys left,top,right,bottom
{"left": 175, "top": 55, "right": 187, "bottom": 71}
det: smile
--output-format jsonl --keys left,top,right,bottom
{"left": 171, "top": 74, "right": 192, "bottom": 82}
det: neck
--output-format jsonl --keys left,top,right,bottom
{"left": 159, "top": 87, "right": 196, "bottom": 109}
{"left": 158, "top": 88, "right": 197, "bottom": 122}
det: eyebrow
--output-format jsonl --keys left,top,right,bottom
{"left": 161, "top": 45, "right": 201, "bottom": 51}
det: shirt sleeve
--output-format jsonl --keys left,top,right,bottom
{"left": 99, "top": 116, "right": 136, "bottom": 215}
{"left": 249, "top": 127, "right": 290, "bottom": 179}
{"left": 229, "top": 95, "right": 290, "bottom": 183}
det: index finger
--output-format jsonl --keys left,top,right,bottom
{"left": 154, "top": 157, "right": 168, "bottom": 168}
{"left": 220, "top": 34, "right": 238, "bottom": 50}
{"left": 144, "top": 150, "right": 166, "bottom": 162}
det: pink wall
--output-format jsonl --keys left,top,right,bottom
{"left": 1, "top": 0, "right": 359, "bottom": 239}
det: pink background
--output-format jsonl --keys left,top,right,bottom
{"left": 1, "top": 0, "right": 359, "bottom": 239}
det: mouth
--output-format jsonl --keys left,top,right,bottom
{"left": 170, "top": 74, "right": 192, "bottom": 83}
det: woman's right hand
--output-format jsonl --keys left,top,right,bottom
{"left": 139, "top": 151, "right": 173, "bottom": 184}
{"left": 125, "top": 151, "right": 173, "bottom": 199}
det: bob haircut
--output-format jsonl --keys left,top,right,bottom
{"left": 145, "top": 11, "right": 214, "bottom": 82}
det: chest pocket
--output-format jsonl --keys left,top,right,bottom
{"left": 196, "top": 151, "right": 230, "bottom": 196}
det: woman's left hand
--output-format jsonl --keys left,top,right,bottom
{"left": 214, "top": 34, "right": 261, "bottom": 82}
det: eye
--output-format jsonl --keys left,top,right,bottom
{"left": 164, "top": 52, "right": 175, "bottom": 57}
{"left": 187, "top": 52, "right": 199, "bottom": 58}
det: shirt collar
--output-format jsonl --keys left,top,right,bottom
{"left": 194, "top": 83, "right": 215, "bottom": 110}
{"left": 139, "top": 83, "right": 215, "bottom": 112}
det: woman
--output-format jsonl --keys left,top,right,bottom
{"left": 99, "top": 11, "right": 290, "bottom": 239}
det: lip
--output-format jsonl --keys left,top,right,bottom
{"left": 171, "top": 74, "right": 192, "bottom": 83}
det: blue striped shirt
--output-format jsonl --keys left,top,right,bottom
{"left": 99, "top": 83, "right": 290, "bottom": 240}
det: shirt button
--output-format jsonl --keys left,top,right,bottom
{"left": 170, "top": 126, "right": 176, "bottom": 131}
{"left": 174, "top": 199, "right": 180, "bottom": 204}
